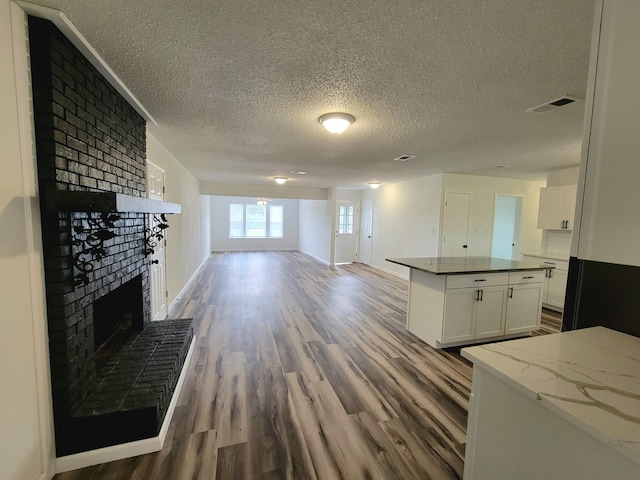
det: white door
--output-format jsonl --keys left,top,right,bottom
{"left": 491, "top": 195, "right": 523, "bottom": 260}
{"left": 359, "top": 198, "right": 373, "bottom": 265}
{"left": 335, "top": 200, "right": 359, "bottom": 264}
{"left": 147, "top": 161, "right": 168, "bottom": 321}
{"left": 441, "top": 192, "right": 470, "bottom": 257}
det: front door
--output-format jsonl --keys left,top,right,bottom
{"left": 441, "top": 192, "right": 470, "bottom": 257}
{"left": 147, "top": 161, "right": 168, "bottom": 320}
{"left": 335, "top": 200, "right": 359, "bottom": 264}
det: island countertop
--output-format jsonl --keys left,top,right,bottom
{"left": 385, "top": 256, "right": 550, "bottom": 275}
{"left": 462, "top": 327, "right": 640, "bottom": 465}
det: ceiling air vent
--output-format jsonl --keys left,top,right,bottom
{"left": 393, "top": 154, "right": 415, "bottom": 162}
{"left": 526, "top": 96, "right": 578, "bottom": 114}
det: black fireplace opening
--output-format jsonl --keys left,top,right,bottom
{"left": 93, "top": 275, "right": 144, "bottom": 367}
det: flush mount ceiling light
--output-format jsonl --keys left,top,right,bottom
{"left": 368, "top": 182, "right": 381, "bottom": 189}
{"left": 318, "top": 112, "right": 355, "bottom": 134}
{"left": 257, "top": 198, "right": 268, "bottom": 206}
{"left": 274, "top": 177, "right": 288, "bottom": 185}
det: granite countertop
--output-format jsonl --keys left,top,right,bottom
{"left": 462, "top": 327, "right": 640, "bottom": 465}
{"left": 522, "top": 251, "right": 570, "bottom": 262}
{"left": 385, "top": 256, "right": 549, "bottom": 275}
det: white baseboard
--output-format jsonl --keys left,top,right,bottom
{"left": 297, "top": 250, "right": 331, "bottom": 266}
{"left": 369, "top": 263, "right": 409, "bottom": 280}
{"left": 167, "top": 255, "right": 210, "bottom": 314}
{"left": 55, "top": 335, "right": 197, "bottom": 473}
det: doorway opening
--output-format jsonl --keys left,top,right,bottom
{"left": 491, "top": 195, "right": 523, "bottom": 260}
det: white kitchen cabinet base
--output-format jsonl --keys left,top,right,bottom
{"left": 406, "top": 267, "right": 541, "bottom": 349}
{"left": 463, "top": 327, "right": 640, "bottom": 480}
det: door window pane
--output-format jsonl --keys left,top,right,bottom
{"left": 339, "top": 205, "right": 354, "bottom": 234}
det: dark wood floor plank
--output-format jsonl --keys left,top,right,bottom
{"left": 53, "top": 251, "right": 561, "bottom": 480}
{"left": 215, "top": 442, "right": 248, "bottom": 480}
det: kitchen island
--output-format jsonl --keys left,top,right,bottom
{"left": 461, "top": 327, "right": 640, "bottom": 479}
{"left": 386, "top": 257, "right": 547, "bottom": 349}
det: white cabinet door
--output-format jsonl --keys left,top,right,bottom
{"left": 562, "top": 185, "right": 577, "bottom": 230}
{"left": 505, "top": 283, "right": 543, "bottom": 334}
{"left": 443, "top": 288, "right": 476, "bottom": 344}
{"left": 475, "top": 286, "right": 507, "bottom": 339}
{"left": 537, "top": 186, "right": 566, "bottom": 230}
{"left": 537, "top": 185, "right": 577, "bottom": 230}
{"left": 546, "top": 268, "right": 568, "bottom": 309}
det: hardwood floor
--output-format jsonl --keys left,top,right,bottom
{"left": 55, "top": 251, "right": 561, "bottom": 480}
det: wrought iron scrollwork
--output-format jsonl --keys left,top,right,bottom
{"left": 72, "top": 212, "right": 121, "bottom": 286}
{"left": 145, "top": 214, "right": 169, "bottom": 256}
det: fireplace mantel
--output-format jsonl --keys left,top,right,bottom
{"left": 45, "top": 190, "right": 181, "bottom": 214}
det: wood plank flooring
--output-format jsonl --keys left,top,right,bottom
{"left": 54, "top": 251, "right": 561, "bottom": 480}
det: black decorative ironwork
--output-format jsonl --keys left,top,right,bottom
{"left": 145, "top": 214, "right": 169, "bottom": 256}
{"left": 72, "top": 212, "right": 121, "bottom": 286}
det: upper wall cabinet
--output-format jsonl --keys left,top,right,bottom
{"left": 537, "top": 185, "right": 577, "bottom": 230}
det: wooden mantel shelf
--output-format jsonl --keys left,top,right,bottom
{"left": 45, "top": 190, "right": 181, "bottom": 214}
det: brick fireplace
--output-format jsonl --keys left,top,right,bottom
{"left": 29, "top": 16, "right": 193, "bottom": 456}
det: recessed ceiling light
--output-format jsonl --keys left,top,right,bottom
{"left": 318, "top": 113, "right": 355, "bottom": 134}
{"left": 274, "top": 177, "right": 288, "bottom": 184}
{"left": 289, "top": 170, "right": 307, "bottom": 175}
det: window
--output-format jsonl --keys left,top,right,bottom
{"left": 229, "top": 204, "right": 284, "bottom": 238}
{"left": 338, "top": 204, "right": 354, "bottom": 234}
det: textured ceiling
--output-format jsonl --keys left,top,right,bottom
{"left": 33, "top": 0, "right": 595, "bottom": 189}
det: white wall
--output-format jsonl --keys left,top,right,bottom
{"left": 1, "top": 2, "right": 55, "bottom": 479}
{"left": 572, "top": 0, "right": 640, "bottom": 267}
{"left": 365, "top": 174, "right": 443, "bottom": 278}
{"left": 147, "top": 132, "right": 211, "bottom": 307}
{"left": 298, "top": 199, "right": 332, "bottom": 264}
{"left": 210, "top": 196, "right": 299, "bottom": 251}
{"left": 442, "top": 174, "right": 545, "bottom": 258}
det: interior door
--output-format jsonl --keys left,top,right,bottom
{"left": 441, "top": 192, "right": 470, "bottom": 257}
{"left": 359, "top": 198, "right": 373, "bottom": 265}
{"left": 335, "top": 200, "right": 359, "bottom": 264}
{"left": 147, "top": 161, "right": 168, "bottom": 320}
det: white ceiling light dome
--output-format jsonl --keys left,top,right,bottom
{"left": 274, "top": 176, "right": 287, "bottom": 184}
{"left": 318, "top": 113, "right": 355, "bottom": 134}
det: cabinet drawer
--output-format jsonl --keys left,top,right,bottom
{"left": 446, "top": 272, "right": 509, "bottom": 289}
{"left": 508, "top": 270, "right": 545, "bottom": 285}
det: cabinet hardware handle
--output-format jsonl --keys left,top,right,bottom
{"left": 474, "top": 279, "right": 487, "bottom": 282}
{"left": 475, "top": 290, "right": 480, "bottom": 302}
{"left": 549, "top": 270, "right": 553, "bottom": 278}
{"left": 479, "top": 289, "right": 483, "bottom": 302}
{"left": 523, "top": 276, "right": 535, "bottom": 279}
{"left": 508, "top": 287, "right": 513, "bottom": 298}
{"left": 545, "top": 269, "right": 549, "bottom": 278}
{"left": 543, "top": 261, "right": 555, "bottom": 265}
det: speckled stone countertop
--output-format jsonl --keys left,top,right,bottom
{"left": 385, "top": 256, "right": 548, "bottom": 275}
{"left": 462, "top": 327, "right": 640, "bottom": 465}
